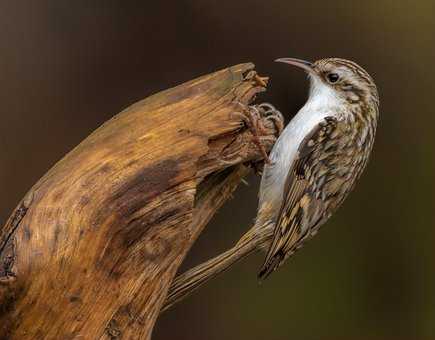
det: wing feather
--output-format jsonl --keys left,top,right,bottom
{"left": 259, "top": 116, "right": 339, "bottom": 279}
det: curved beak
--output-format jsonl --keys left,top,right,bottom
{"left": 275, "top": 58, "right": 314, "bottom": 73}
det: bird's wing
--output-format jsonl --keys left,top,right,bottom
{"left": 259, "top": 116, "right": 342, "bottom": 279}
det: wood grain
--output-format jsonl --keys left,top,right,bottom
{"left": 0, "top": 63, "right": 280, "bottom": 339}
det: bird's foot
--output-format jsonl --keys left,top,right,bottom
{"left": 218, "top": 101, "right": 283, "bottom": 168}
{"left": 231, "top": 102, "right": 273, "bottom": 164}
{"left": 257, "top": 103, "right": 285, "bottom": 136}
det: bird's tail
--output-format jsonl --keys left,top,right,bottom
{"left": 161, "top": 227, "right": 270, "bottom": 312}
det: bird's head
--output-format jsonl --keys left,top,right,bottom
{"left": 276, "top": 57, "right": 379, "bottom": 108}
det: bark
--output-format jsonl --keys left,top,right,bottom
{"left": 0, "top": 63, "right": 280, "bottom": 339}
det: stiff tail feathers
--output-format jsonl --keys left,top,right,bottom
{"left": 162, "top": 240, "right": 255, "bottom": 312}
{"left": 162, "top": 228, "right": 270, "bottom": 312}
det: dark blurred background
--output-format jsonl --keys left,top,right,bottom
{"left": 1, "top": 1, "right": 434, "bottom": 339}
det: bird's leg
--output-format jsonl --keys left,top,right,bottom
{"left": 254, "top": 103, "right": 284, "bottom": 169}
{"left": 258, "top": 103, "right": 285, "bottom": 136}
{"left": 219, "top": 102, "right": 283, "bottom": 166}
{"left": 232, "top": 103, "right": 273, "bottom": 164}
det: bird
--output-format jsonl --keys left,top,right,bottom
{"left": 162, "top": 57, "right": 379, "bottom": 312}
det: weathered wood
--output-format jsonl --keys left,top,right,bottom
{"left": 0, "top": 63, "right": 280, "bottom": 339}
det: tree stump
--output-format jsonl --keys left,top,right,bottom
{"left": 0, "top": 63, "right": 281, "bottom": 339}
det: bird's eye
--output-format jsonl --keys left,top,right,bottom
{"left": 327, "top": 73, "right": 340, "bottom": 83}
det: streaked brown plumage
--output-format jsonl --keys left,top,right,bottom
{"left": 162, "top": 57, "right": 379, "bottom": 312}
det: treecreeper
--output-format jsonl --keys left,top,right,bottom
{"left": 164, "top": 57, "right": 380, "bottom": 311}
{"left": 0, "top": 58, "right": 378, "bottom": 338}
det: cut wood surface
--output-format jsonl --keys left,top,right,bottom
{"left": 0, "top": 63, "right": 281, "bottom": 339}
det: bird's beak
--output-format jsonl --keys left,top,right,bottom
{"left": 275, "top": 58, "right": 314, "bottom": 73}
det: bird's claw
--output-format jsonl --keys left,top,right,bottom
{"left": 231, "top": 102, "right": 273, "bottom": 163}
{"left": 258, "top": 103, "right": 285, "bottom": 136}
{"left": 220, "top": 102, "right": 283, "bottom": 167}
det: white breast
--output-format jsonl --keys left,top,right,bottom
{"left": 257, "top": 77, "right": 342, "bottom": 221}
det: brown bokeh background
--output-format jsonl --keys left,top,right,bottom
{"left": 1, "top": 1, "right": 434, "bottom": 339}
